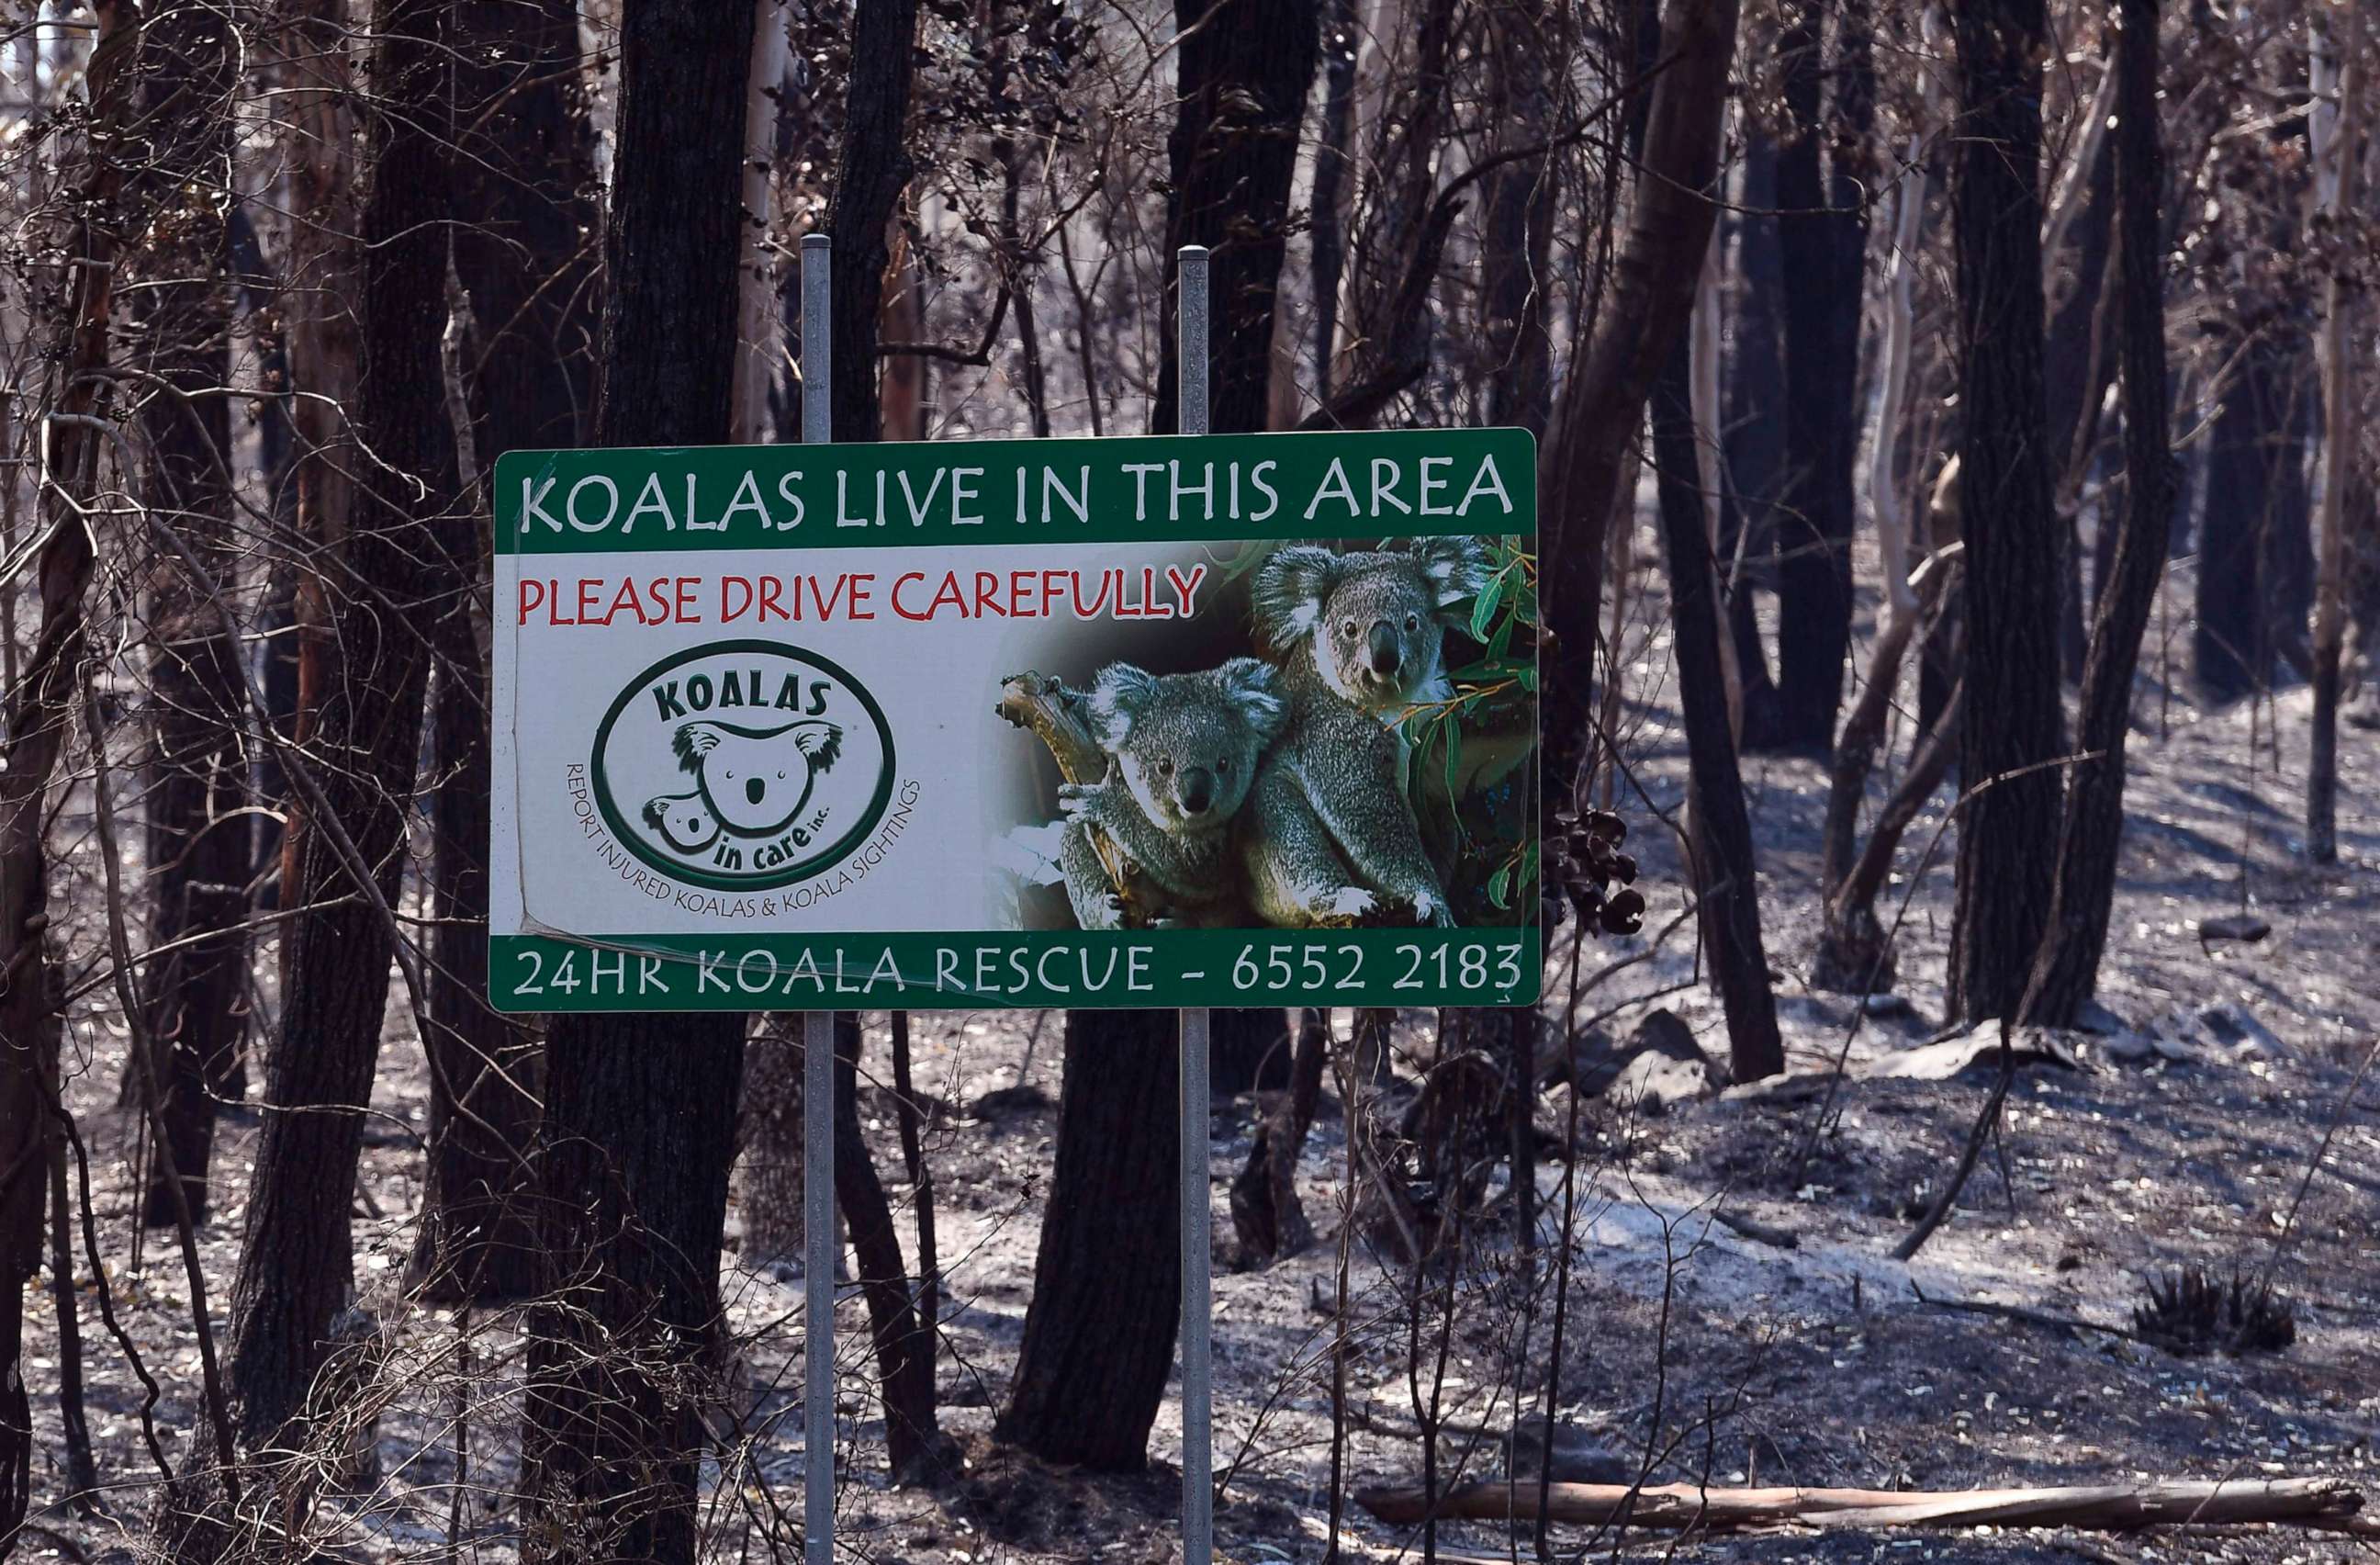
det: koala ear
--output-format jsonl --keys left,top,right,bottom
{"left": 1087, "top": 662, "right": 1157, "bottom": 749}
{"left": 1215, "top": 657, "right": 1286, "bottom": 745}
{"left": 1252, "top": 545, "right": 1345, "bottom": 652}
{"left": 792, "top": 720, "right": 844, "bottom": 772}
{"left": 673, "top": 722, "right": 724, "bottom": 771}
{"left": 1411, "top": 535, "right": 1489, "bottom": 623}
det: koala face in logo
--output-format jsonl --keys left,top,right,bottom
{"left": 674, "top": 718, "right": 844, "bottom": 838}
{"left": 1087, "top": 658, "right": 1285, "bottom": 832}
{"left": 1252, "top": 536, "right": 1488, "bottom": 712}
{"left": 642, "top": 792, "right": 722, "bottom": 855}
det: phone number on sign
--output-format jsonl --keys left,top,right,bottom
{"left": 1227, "top": 940, "right": 1528, "bottom": 995}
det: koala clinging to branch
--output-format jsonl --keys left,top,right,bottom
{"left": 1057, "top": 657, "right": 1286, "bottom": 929}
{"left": 1241, "top": 536, "right": 1488, "bottom": 927}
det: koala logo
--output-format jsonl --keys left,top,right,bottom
{"left": 672, "top": 718, "right": 844, "bottom": 838}
{"left": 592, "top": 640, "right": 896, "bottom": 891}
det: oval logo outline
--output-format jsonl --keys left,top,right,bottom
{"left": 589, "top": 638, "right": 898, "bottom": 893}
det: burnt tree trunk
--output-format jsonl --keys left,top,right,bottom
{"left": 1652, "top": 344, "right": 1785, "bottom": 1081}
{"left": 214, "top": 0, "right": 454, "bottom": 1458}
{"left": 131, "top": 0, "right": 248, "bottom": 1228}
{"left": 825, "top": 0, "right": 920, "bottom": 445}
{"left": 408, "top": 0, "right": 600, "bottom": 1307}
{"left": 0, "top": 4, "right": 133, "bottom": 1532}
{"left": 2195, "top": 332, "right": 2310, "bottom": 700}
{"left": 1540, "top": 0, "right": 1741, "bottom": 821}
{"left": 1229, "top": 1008, "right": 1330, "bottom": 1265}
{"left": 517, "top": 3, "right": 757, "bottom": 1559}
{"left": 2022, "top": 0, "right": 2176, "bottom": 1024}
{"left": 1770, "top": 0, "right": 1875, "bottom": 756}
{"left": 833, "top": 1015, "right": 949, "bottom": 1482}
{"left": 734, "top": 1019, "right": 807, "bottom": 1265}
{"left": 1721, "top": 126, "right": 1786, "bottom": 748}
{"left": 1152, "top": 0, "right": 1319, "bottom": 436}
{"left": 1945, "top": 0, "right": 2065, "bottom": 1024}
{"left": 997, "top": 1010, "right": 1183, "bottom": 1469}
{"left": 1308, "top": 0, "right": 1359, "bottom": 401}
{"left": 1003, "top": 0, "right": 1319, "bottom": 1474}
{"left": 1480, "top": 0, "right": 1557, "bottom": 436}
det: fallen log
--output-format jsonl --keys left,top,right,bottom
{"left": 1354, "top": 1477, "right": 2369, "bottom": 1535}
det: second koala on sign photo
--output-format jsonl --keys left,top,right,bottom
{"left": 1055, "top": 657, "right": 1285, "bottom": 929}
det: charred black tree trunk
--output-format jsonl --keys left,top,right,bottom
{"left": 1228, "top": 1008, "right": 1330, "bottom": 1264}
{"left": 131, "top": 0, "right": 246, "bottom": 1228}
{"left": 1480, "top": 0, "right": 1556, "bottom": 435}
{"left": 1721, "top": 127, "right": 1786, "bottom": 748}
{"left": 1005, "top": 0, "right": 1318, "bottom": 1474}
{"left": 1209, "top": 1008, "right": 1293, "bottom": 1096}
{"left": 826, "top": 0, "right": 921, "bottom": 445}
{"left": 209, "top": 0, "right": 454, "bottom": 1465}
{"left": 2022, "top": 0, "right": 2176, "bottom": 1025}
{"left": 1308, "top": 0, "right": 1358, "bottom": 402}
{"left": 996, "top": 1010, "right": 1183, "bottom": 1469}
{"left": 1151, "top": 0, "right": 1319, "bottom": 436}
{"left": 2194, "top": 330, "right": 2313, "bottom": 701}
{"left": 1946, "top": 0, "right": 2064, "bottom": 1023}
{"left": 1770, "top": 0, "right": 1875, "bottom": 756}
{"left": 2045, "top": 125, "right": 2115, "bottom": 682}
{"left": 406, "top": 0, "right": 600, "bottom": 1308}
{"left": 1652, "top": 345, "right": 1785, "bottom": 1081}
{"left": 1540, "top": 0, "right": 1742, "bottom": 836}
{"left": 518, "top": 3, "right": 756, "bottom": 1559}
{"left": 833, "top": 1015, "right": 949, "bottom": 1481}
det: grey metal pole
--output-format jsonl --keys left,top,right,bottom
{"left": 1174, "top": 243, "right": 1213, "bottom": 1565}
{"left": 799, "top": 231, "right": 836, "bottom": 1565}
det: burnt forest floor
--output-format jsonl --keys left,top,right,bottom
{"left": 17, "top": 570, "right": 2380, "bottom": 1565}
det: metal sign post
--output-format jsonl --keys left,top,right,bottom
{"left": 1174, "top": 243, "right": 1214, "bottom": 1565}
{"left": 800, "top": 230, "right": 836, "bottom": 1565}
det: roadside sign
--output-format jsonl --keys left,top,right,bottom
{"left": 489, "top": 427, "right": 1540, "bottom": 1010}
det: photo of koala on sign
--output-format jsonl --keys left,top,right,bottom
{"left": 994, "top": 535, "right": 1539, "bottom": 934}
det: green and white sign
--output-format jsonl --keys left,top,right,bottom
{"left": 490, "top": 428, "right": 1541, "bottom": 1010}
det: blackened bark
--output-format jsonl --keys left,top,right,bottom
{"left": 1481, "top": 0, "right": 1557, "bottom": 435}
{"left": 1152, "top": 0, "right": 1319, "bottom": 435}
{"left": 1771, "top": 0, "right": 1875, "bottom": 755}
{"left": 1209, "top": 1008, "right": 1293, "bottom": 1097}
{"left": 1652, "top": 344, "right": 1785, "bottom": 1081}
{"left": 131, "top": 0, "right": 247, "bottom": 1228}
{"left": 0, "top": 60, "right": 119, "bottom": 1480}
{"left": 734, "top": 1020, "right": 806, "bottom": 1264}
{"left": 833, "top": 1016, "right": 948, "bottom": 1481}
{"left": 519, "top": 3, "right": 756, "bottom": 1559}
{"left": 218, "top": 0, "right": 454, "bottom": 1457}
{"left": 1540, "top": 0, "right": 1741, "bottom": 820}
{"left": 1946, "top": 0, "right": 2064, "bottom": 1023}
{"left": 2046, "top": 134, "right": 2115, "bottom": 684}
{"left": 996, "top": 1010, "right": 1183, "bottom": 1469}
{"left": 409, "top": 0, "right": 600, "bottom": 1305}
{"left": 522, "top": 1025, "right": 745, "bottom": 1563}
{"left": 2194, "top": 333, "right": 2303, "bottom": 701}
{"left": 1721, "top": 128, "right": 1785, "bottom": 745}
{"left": 2023, "top": 0, "right": 2175, "bottom": 1025}
{"left": 1308, "top": 0, "right": 1359, "bottom": 400}
{"left": 1228, "top": 1008, "right": 1330, "bottom": 1264}
{"left": 825, "top": 0, "right": 920, "bottom": 445}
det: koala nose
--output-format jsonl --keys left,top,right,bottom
{"left": 746, "top": 776, "right": 768, "bottom": 806}
{"left": 1177, "top": 766, "right": 1216, "bottom": 816}
{"left": 1366, "top": 621, "right": 1402, "bottom": 676}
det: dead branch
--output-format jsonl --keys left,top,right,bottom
{"left": 1355, "top": 1476, "right": 2370, "bottom": 1535}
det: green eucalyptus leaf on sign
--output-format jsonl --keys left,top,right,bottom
{"left": 1470, "top": 568, "right": 1507, "bottom": 640}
